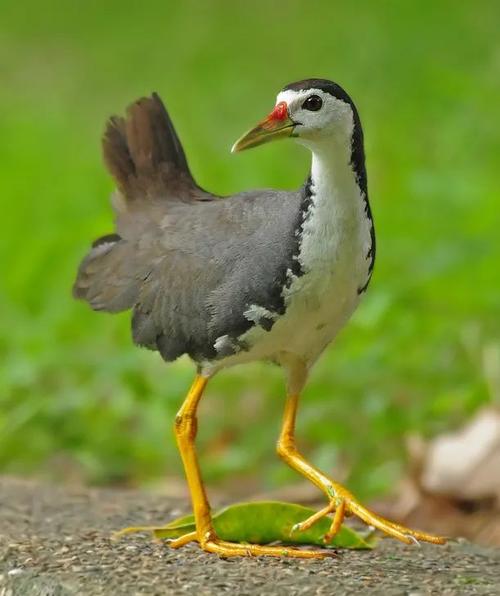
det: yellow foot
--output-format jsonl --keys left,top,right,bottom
{"left": 294, "top": 485, "right": 446, "bottom": 546}
{"left": 169, "top": 533, "right": 335, "bottom": 558}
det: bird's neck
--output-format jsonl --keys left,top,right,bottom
{"left": 307, "top": 135, "right": 365, "bottom": 212}
{"left": 296, "top": 126, "right": 375, "bottom": 294}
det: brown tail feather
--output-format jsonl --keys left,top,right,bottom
{"left": 102, "top": 93, "right": 196, "bottom": 200}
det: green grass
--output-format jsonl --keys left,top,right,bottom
{"left": 1, "top": 0, "right": 499, "bottom": 498}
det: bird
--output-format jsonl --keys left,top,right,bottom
{"left": 73, "top": 78, "right": 446, "bottom": 558}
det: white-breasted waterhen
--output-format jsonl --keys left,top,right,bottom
{"left": 74, "top": 79, "right": 445, "bottom": 558}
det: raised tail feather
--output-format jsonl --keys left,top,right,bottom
{"left": 73, "top": 93, "right": 197, "bottom": 313}
{"left": 102, "top": 92, "right": 196, "bottom": 200}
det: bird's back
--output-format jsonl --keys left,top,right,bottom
{"left": 73, "top": 94, "right": 305, "bottom": 363}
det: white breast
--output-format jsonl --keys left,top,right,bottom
{"left": 275, "top": 154, "right": 372, "bottom": 362}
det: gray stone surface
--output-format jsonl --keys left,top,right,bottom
{"left": 0, "top": 477, "right": 499, "bottom": 595}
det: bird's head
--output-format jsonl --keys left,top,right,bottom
{"left": 232, "top": 79, "right": 359, "bottom": 153}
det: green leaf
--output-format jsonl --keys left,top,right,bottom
{"left": 126, "top": 501, "right": 377, "bottom": 549}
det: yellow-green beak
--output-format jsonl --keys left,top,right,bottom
{"left": 231, "top": 101, "right": 295, "bottom": 153}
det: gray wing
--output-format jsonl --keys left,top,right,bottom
{"left": 73, "top": 94, "right": 303, "bottom": 362}
{"left": 131, "top": 190, "right": 303, "bottom": 361}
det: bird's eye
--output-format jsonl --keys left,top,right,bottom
{"left": 302, "top": 95, "right": 323, "bottom": 111}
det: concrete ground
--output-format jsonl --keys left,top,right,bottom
{"left": 0, "top": 477, "right": 498, "bottom": 595}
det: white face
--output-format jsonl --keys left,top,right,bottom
{"left": 276, "top": 88, "right": 354, "bottom": 145}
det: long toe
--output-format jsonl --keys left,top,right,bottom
{"left": 347, "top": 500, "right": 446, "bottom": 545}
{"left": 292, "top": 503, "right": 336, "bottom": 534}
{"left": 167, "top": 531, "right": 197, "bottom": 548}
{"left": 203, "top": 539, "right": 335, "bottom": 559}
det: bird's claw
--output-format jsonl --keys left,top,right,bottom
{"left": 293, "top": 484, "right": 446, "bottom": 546}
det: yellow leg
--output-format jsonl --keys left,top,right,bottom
{"left": 171, "top": 374, "right": 333, "bottom": 558}
{"left": 277, "top": 391, "right": 446, "bottom": 546}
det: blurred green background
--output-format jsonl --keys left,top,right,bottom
{"left": 1, "top": 0, "right": 499, "bottom": 500}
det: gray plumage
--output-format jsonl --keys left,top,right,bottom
{"left": 73, "top": 94, "right": 304, "bottom": 362}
